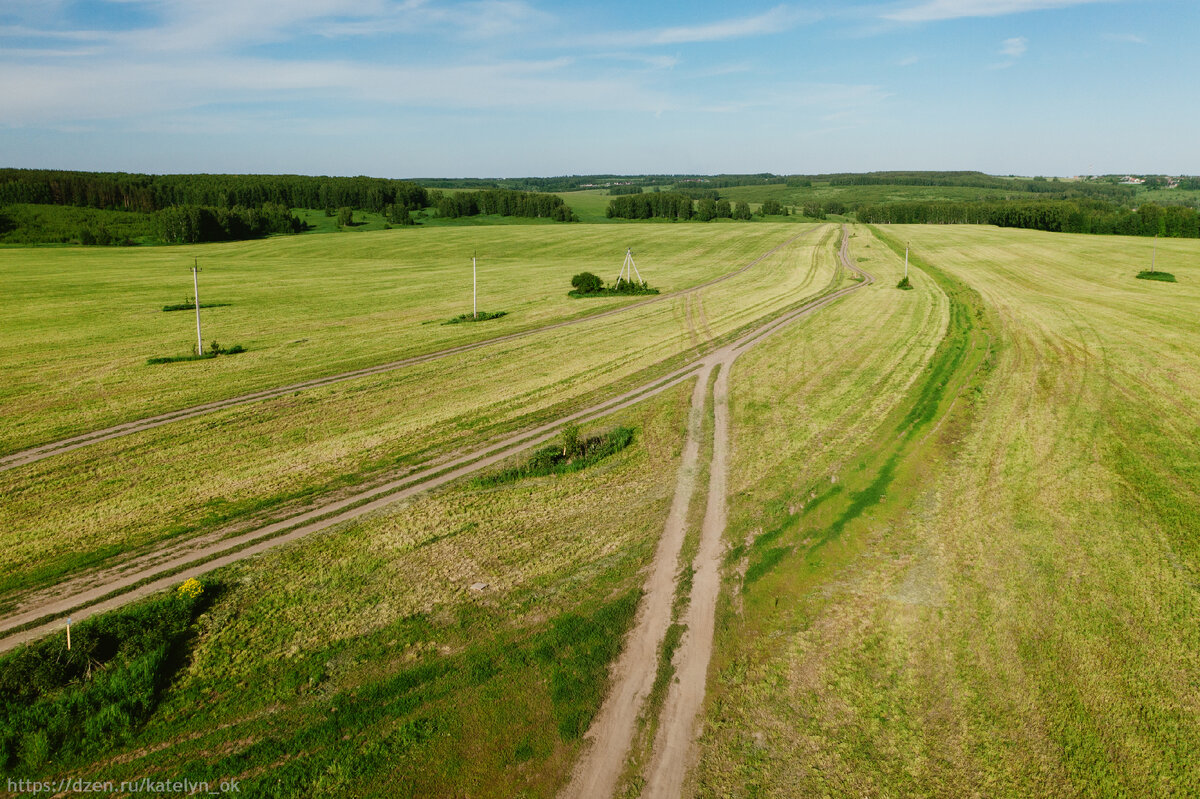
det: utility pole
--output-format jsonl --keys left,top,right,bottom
{"left": 473, "top": 251, "right": 477, "bottom": 319}
{"left": 192, "top": 259, "right": 203, "bottom": 354}
{"left": 905, "top": 243, "right": 909, "bottom": 281}
{"left": 1151, "top": 234, "right": 1157, "bottom": 273}
{"left": 66, "top": 617, "right": 72, "bottom": 651}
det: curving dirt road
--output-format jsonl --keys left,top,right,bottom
{"left": 0, "top": 226, "right": 854, "bottom": 655}
{"left": 562, "top": 226, "right": 872, "bottom": 798}
{"left": 0, "top": 228, "right": 820, "bottom": 473}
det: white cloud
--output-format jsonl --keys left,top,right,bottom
{"left": 897, "top": 55, "right": 920, "bottom": 66}
{"left": 885, "top": 0, "right": 1111, "bottom": 23}
{"left": 0, "top": 55, "right": 673, "bottom": 126}
{"left": 574, "top": 5, "right": 819, "bottom": 48}
{"left": 1000, "top": 36, "right": 1028, "bottom": 58}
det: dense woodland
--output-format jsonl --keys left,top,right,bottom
{"left": 3, "top": 168, "right": 1198, "bottom": 244}
{"left": 0, "top": 171, "right": 576, "bottom": 244}
{"left": 0, "top": 169, "right": 428, "bottom": 213}
{"left": 857, "top": 200, "right": 1200, "bottom": 238}
{"left": 429, "top": 189, "right": 576, "bottom": 221}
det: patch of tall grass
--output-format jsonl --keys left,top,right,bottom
{"left": 0, "top": 580, "right": 215, "bottom": 772}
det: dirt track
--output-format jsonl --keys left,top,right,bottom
{"left": 0, "top": 225, "right": 852, "bottom": 654}
{"left": 0, "top": 229, "right": 817, "bottom": 474}
{"left": 0, "top": 231, "right": 868, "bottom": 722}
{"left": 562, "top": 227, "right": 872, "bottom": 798}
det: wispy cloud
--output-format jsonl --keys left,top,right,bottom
{"left": 1000, "top": 36, "right": 1028, "bottom": 58}
{"left": 0, "top": 54, "right": 674, "bottom": 126}
{"left": 885, "top": 0, "right": 1111, "bottom": 23}
{"left": 574, "top": 5, "right": 818, "bottom": 48}
{"left": 897, "top": 55, "right": 920, "bottom": 66}
{"left": 989, "top": 35, "right": 1029, "bottom": 68}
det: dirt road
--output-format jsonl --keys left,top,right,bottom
{"left": 0, "top": 226, "right": 852, "bottom": 653}
{"left": 0, "top": 228, "right": 819, "bottom": 474}
{"left": 562, "top": 227, "right": 872, "bottom": 798}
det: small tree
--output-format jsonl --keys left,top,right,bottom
{"left": 337, "top": 207, "right": 354, "bottom": 227}
{"left": 571, "top": 272, "right": 604, "bottom": 294}
{"left": 561, "top": 423, "right": 581, "bottom": 458}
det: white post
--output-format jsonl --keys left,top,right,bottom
{"left": 192, "top": 260, "right": 203, "bottom": 354}
{"left": 473, "top": 253, "right": 477, "bottom": 319}
{"left": 66, "top": 617, "right": 72, "bottom": 651}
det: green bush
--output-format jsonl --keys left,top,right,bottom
{"left": 442, "top": 310, "right": 508, "bottom": 325}
{"left": 0, "top": 581, "right": 216, "bottom": 772}
{"left": 571, "top": 272, "right": 604, "bottom": 294}
{"left": 472, "top": 427, "right": 635, "bottom": 487}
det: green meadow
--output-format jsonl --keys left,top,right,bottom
{"left": 0, "top": 223, "right": 813, "bottom": 453}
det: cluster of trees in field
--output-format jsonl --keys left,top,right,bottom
{"left": 0, "top": 169, "right": 429, "bottom": 214}
{"left": 156, "top": 203, "right": 304, "bottom": 244}
{"left": 607, "top": 192, "right": 698, "bottom": 220}
{"left": 429, "top": 189, "right": 576, "bottom": 221}
{"left": 857, "top": 200, "right": 1200, "bottom": 238}
{"left": 606, "top": 194, "right": 786, "bottom": 221}
{"left": 608, "top": 185, "right": 643, "bottom": 196}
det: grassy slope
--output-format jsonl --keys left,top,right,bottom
{"left": 0, "top": 226, "right": 842, "bottom": 604}
{"left": 691, "top": 225, "right": 1199, "bottom": 796}
{"left": 0, "top": 223, "right": 805, "bottom": 453}
{"left": 3, "top": 381, "right": 694, "bottom": 797}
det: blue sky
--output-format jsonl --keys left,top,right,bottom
{"left": 1, "top": 0, "right": 1195, "bottom": 177}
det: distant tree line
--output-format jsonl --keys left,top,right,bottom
{"left": 429, "top": 189, "right": 576, "bottom": 221}
{"left": 821, "top": 171, "right": 1136, "bottom": 202}
{"left": 857, "top": 200, "right": 1200, "bottom": 238}
{"left": 156, "top": 203, "right": 304, "bottom": 244}
{"left": 606, "top": 194, "right": 780, "bottom": 221}
{"left": 0, "top": 169, "right": 428, "bottom": 214}
{"left": 609, "top": 185, "right": 643, "bottom": 196}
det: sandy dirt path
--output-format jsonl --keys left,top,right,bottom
{"left": 0, "top": 229, "right": 817, "bottom": 474}
{"left": 558, "top": 366, "right": 712, "bottom": 799}
{"left": 561, "top": 227, "right": 872, "bottom": 798}
{"left": 0, "top": 229, "right": 868, "bottom": 675}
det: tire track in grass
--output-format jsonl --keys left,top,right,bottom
{"left": 0, "top": 228, "right": 855, "bottom": 654}
{"left": 562, "top": 226, "right": 873, "bottom": 799}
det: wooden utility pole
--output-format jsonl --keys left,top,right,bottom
{"left": 1151, "top": 234, "right": 1157, "bottom": 273}
{"left": 905, "top": 244, "right": 909, "bottom": 281}
{"left": 192, "top": 259, "right": 203, "bottom": 354}
{"left": 473, "top": 251, "right": 477, "bottom": 319}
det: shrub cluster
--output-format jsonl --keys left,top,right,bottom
{"left": 569, "top": 272, "right": 659, "bottom": 297}
{"left": 0, "top": 582, "right": 213, "bottom": 771}
{"left": 472, "top": 426, "right": 635, "bottom": 487}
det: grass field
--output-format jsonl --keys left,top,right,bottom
{"left": 0, "top": 225, "right": 842, "bottom": 606}
{"left": 6, "top": 217, "right": 1198, "bottom": 797}
{"left": 0, "top": 223, "right": 813, "bottom": 453}
{"left": 690, "top": 225, "right": 1200, "bottom": 796}
{"left": 0, "top": 380, "right": 695, "bottom": 796}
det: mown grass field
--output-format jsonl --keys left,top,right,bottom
{"left": 690, "top": 225, "right": 1200, "bottom": 796}
{"left": 1, "top": 380, "right": 695, "bottom": 797}
{"left": 0, "top": 225, "right": 842, "bottom": 606}
{"left": 0, "top": 223, "right": 810, "bottom": 453}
